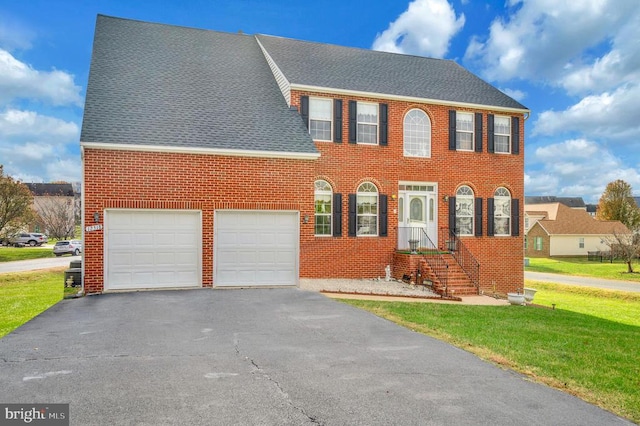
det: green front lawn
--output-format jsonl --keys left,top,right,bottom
{"left": 342, "top": 283, "right": 640, "bottom": 423}
{"left": 526, "top": 257, "right": 640, "bottom": 282}
{"left": 0, "top": 269, "right": 67, "bottom": 338}
{"left": 0, "top": 246, "right": 55, "bottom": 262}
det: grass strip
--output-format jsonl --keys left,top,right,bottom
{"left": 526, "top": 257, "right": 640, "bottom": 283}
{"left": 0, "top": 269, "right": 65, "bottom": 338}
{"left": 0, "top": 247, "right": 55, "bottom": 262}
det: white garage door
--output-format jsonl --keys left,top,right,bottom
{"left": 105, "top": 210, "right": 201, "bottom": 290}
{"left": 215, "top": 211, "right": 298, "bottom": 287}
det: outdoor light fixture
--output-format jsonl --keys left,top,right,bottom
{"left": 94, "top": 212, "right": 100, "bottom": 223}
{"left": 443, "top": 195, "right": 449, "bottom": 202}
{"left": 303, "top": 214, "right": 309, "bottom": 224}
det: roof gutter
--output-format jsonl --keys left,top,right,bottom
{"left": 80, "top": 142, "right": 320, "bottom": 160}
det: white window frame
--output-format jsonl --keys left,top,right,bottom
{"left": 579, "top": 237, "right": 585, "bottom": 249}
{"left": 314, "top": 180, "right": 332, "bottom": 236}
{"left": 455, "top": 185, "right": 474, "bottom": 236}
{"left": 309, "top": 98, "right": 333, "bottom": 142}
{"left": 403, "top": 109, "right": 431, "bottom": 157}
{"left": 494, "top": 187, "right": 511, "bottom": 236}
{"left": 456, "top": 112, "right": 474, "bottom": 151}
{"left": 494, "top": 115, "right": 511, "bottom": 154}
{"left": 357, "top": 182, "right": 378, "bottom": 236}
{"left": 357, "top": 102, "right": 378, "bottom": 145}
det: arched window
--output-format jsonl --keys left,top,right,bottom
{"left": 403, "top": 109, "right": 431, "bottom": 157}
{"left": 494, "top": 187, "right": 511, "bottom": 236}
{"left": 455, "top": 186, "right": 474, "bottom": 236}
{"left": 357, "top": 182, "right": 378, "bottom": 236}
{"left": 314, "top": 180, "right": 332, "bottom": 236}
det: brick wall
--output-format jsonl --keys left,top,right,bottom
{"left": 525, "top": 223, "right": 551, "bottom": 258}
{"left": 84, "top": 90, "right": 525, "bottom": 295}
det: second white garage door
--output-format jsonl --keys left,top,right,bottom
{"left": 105, "top": 210, "right": 201, "bottom": 291}
{"left": 215, "top": 211, "right": 298, "bottom": 287}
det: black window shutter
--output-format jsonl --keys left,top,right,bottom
{"left": 487, "top": 198, "right": 495, "bottom": 236}
{"left": 333, "top": 99, "right": 342, "bottom": 143}
{"left": 379, "top": 104, "right": 388, "bottom": 146}
{"left": 448, "top": 196, "right": 456, "bottom": 234}
{"left": 379, "top": 194, "right": 388, "bottom": 237}
{"left": 300, "top": 96, "right": 309, "bottom": 129}
{"left": 348, "top": 194, "right": 357, "bottom": 236}
{"left": 348, "top": 101, "right": 357, "bottom": 144}
{"left": 512, "top": 198, "right": 520, "bottom": 236}
{"left": 475, "top": 197, "right": 483, "bottom": 236}
{"left": 487, "top": 114, "right": 495, "bottom": 153}
{"left": 333, "top": 193, "right": 342, "bottom": 236}
{"left": 512, "top": 116, "right": 520, "bottom": 154}
{"left": 475, "top": 113, "right": 483, "bottom": 153}
{"left": 448, "top": 110, "right": 456, "bottom": 150}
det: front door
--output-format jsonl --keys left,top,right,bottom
{"left": 398, "top": 187, "right": 437, "bottom": 250}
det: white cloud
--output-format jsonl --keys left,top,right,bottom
{"left": 532, "top": 83, "right": 640, "bottom": 141}
{"left": 525, "top": 139, "right": 640, "bottom": 202}
{"left": 0, "top": 49, "right": 82, "bottom": 106}
{"left": 499, "top": 87, "right": 526, "bottom": 101}
{"left": 464, "top": 0, "right": 638, "bottom": 87}
{"left": 0, "top": 109, "right": 79, "bottom": 140}
{"left": 0, "top": 109, "right": 80, "bottom": 183}
{"left": 372, "top": 0, "right": 465, "bottom": 58}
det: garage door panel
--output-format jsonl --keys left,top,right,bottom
{"left": 215, "top": 211, "right": 298, "bottom": 287}
{"left": 106, "top": 210, "right": 201, "bottom": 290}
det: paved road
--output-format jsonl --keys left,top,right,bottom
{"left": 0, "top": 289, "right": 631, "bottom": 425}
{"left": 525, "top": 271, "right": 640, "bottom": 293}
{"left": 0, "top": 255, "right": 80, "bottom": 274}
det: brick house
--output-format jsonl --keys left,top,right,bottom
{"left": 80, "top": 15, "right": 528, "bottom": 295}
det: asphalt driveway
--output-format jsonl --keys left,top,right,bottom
{"left": 0, "top": 289, "right": 631, "bottom": 425}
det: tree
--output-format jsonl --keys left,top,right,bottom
{"left": 602, "top": 231, "right": 640, "bottom": 273}
{"left": 0, "top": 166, "right": 36, "bottom": 240}
{"left": 597, "top": 179, "right": 640, "bottom": 231}
{"left": 34, "top": 196, "right": 76, "bottom": 239}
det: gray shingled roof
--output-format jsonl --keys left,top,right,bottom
{"left": 256, "top": 34, "right": 528, "bottom": 111}
{"left": 81, "top": 15, "right": 316, "bottom": 154}
{"left": 526, "top": 196, "right": 586, "bottom": 208}
{"left": 82, "top": 16, "right": 528, "bottom": 153}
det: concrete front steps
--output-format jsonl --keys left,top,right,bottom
{"left": 420, "top": 254, "right": 478, "bottom": 296}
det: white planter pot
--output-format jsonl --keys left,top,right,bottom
{"left": 524, "top": 287, "right": 537, "bottom": 303}
{"left": 507, "top": 293, "right": 526, "bottom": 306}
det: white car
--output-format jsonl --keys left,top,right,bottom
{"left": 53, "top": 240, "right": 82, "bottom": 256}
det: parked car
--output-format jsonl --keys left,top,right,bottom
{"left": 4, "top": 233, "right": 49, "bottom": 247}
{"left": 53, "top": 240, "right": 82, "bottom": 256}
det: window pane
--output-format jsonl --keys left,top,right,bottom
{"left": 357, "top": 123, "right": 377, "bottom": 144}
{"left": 315, "top": 215, "right": 331, "bottom": 235}
{"left": 404, "top": 109, "right": 431, "bottom": 157}
{"left": 310, "top": 98, "right": 332, "bottom": 120}
{"left": 495, "top": 135, "right": 510, "bottom": 153}
{"left": 357, "top": 103, "right": 377, "bottom": 123}
{"left": 456, "top": 113, "right": 473, "bottom": 131}
{"left": 494, "top": 116, "right": 510, "bottom": 134}
{"left": 456, "top": 217, "right": 473, "bottom": 235}
{"left": 357, "top": 215, "right": 377, "bottom": 235}
{"left": 495, "top": 217, "right": 510, "bottom": 235}
{"left": 310, "top": 119, "right": 331, "bottom": 141}
{"left": 456, "top": 131, "right": 473, "bottom": 150}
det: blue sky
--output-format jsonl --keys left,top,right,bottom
{"left": 1, "top": 0, "right": 639, "bottom": 203}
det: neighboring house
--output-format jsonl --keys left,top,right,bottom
{"left": 525, "top": 196, "right": 587, "bottom": 211}
{"left": 80, "top": 15, "right": 528, "bottom": 295}
{"left": 524, "top": 202, "right": 630, "bottom": 257}
{"left": 25, "top": 183, "right": 75, "bottom": 235}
